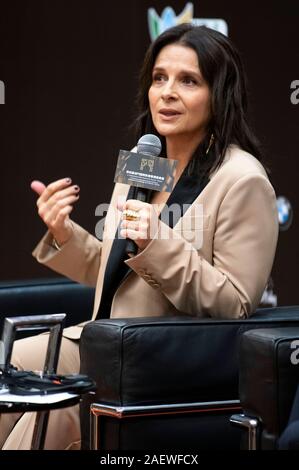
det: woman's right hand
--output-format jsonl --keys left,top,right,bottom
{"left": 31, "top": 177, "right": 80, "bottom": 247}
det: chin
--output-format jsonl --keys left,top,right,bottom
{"left": 154, "top": 124, "right": 180, "bottom": 138}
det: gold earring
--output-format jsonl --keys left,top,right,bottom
{"left": 206, "top": 133, "right": 215, "bottom": 155}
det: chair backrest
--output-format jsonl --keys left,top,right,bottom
{"left": 0, "top": 277, "right": 94, "bottom": 335}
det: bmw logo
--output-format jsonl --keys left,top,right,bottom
{"left": 277, "top": 196, "right": 293, "bottom": 231}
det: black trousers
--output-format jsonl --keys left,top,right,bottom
{"left": 279, "top": 384, "right": 299, "bottom": 449}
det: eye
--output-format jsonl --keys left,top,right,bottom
{"left": 152, "top": 73, "right": 166, "bottom": 83}
{"left": 182, "top": 76, "right": 198, "bottom": 86}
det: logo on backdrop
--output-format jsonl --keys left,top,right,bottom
{"left": 148, "top": 2, "right": 228, "bottom": 41}
{"left": 0, "top": 80, "right": 4, "bottom": 104}
{"left": 290, "top": 80, "right": 299, "bottom": 105}
{"left": 277, "top": 196, "right": 293, "bottom": 231}
{"left": 260, "top": 196, "right": 293, "bottom": 308}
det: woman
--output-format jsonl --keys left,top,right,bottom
{"left": 0, "top": 24, "right": 278, "bottom": 450}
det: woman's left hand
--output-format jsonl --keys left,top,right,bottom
{"left": 118, "top": 199, "right": 159, "bottom": 251}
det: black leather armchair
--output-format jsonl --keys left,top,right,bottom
{"left": 231, "top": 326, "right": 299, "bottom": 449}
{"left": 0, "top": 278, "right": 94, "bottom": 336}
{"left": 79, "top": 307, "right": 299, "bottom": 450}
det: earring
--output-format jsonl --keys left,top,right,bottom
{"left": 206, "top": 133, "right": 215, "bottom": 155}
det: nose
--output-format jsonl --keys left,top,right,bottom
{"left": 161, "top": 79, "right": 178, "bottom": 101}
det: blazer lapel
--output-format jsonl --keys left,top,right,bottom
{"left": 159, "top": 171, "right": 209, "bottom": 228}
{"left": 92, "top": 183, "right": 130, "bottom": 319}
{"left": 95, "top": 186, "right": 135, "bottom": 319}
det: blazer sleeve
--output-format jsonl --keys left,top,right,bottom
{"left": 32, "top": 221, "right": 102, "bottom": 287}
{"left": 126, "top": 173, "right": 278, "bottom": 319}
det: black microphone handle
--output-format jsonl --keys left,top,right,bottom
{"left": 125, "top": 187, "right": 149, "bottom": 257}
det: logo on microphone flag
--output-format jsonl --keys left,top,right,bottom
{"left": 114, "top": 150, "right": 178, "bottom": 193}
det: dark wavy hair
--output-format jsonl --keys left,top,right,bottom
{"left": 135, "top": 24, "right": 263, "bottom": 179}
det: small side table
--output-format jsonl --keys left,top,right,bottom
{"left": 0, "top": 390, "right": 81, "bottom": 449}
{"left": 0, "top": 314, "right": 79, "bottom": 450}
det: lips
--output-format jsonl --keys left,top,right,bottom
{"left": 159, "top": 108, "right": 181, "bottom": 116}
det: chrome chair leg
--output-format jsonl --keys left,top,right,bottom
{"left": 230, "top": 413, "right": 260, "bottom": 450}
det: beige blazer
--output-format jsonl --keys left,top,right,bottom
{"left": 32, "top": 145, "right": 278, "bottom": 340}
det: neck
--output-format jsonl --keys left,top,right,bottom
{"left": 166, "top": 134, "right": 204, "bottom": 182}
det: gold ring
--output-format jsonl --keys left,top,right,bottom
{"left": 123, "top": 209, "right": 140, "bottom": 221}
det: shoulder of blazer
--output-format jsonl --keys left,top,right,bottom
{"left": 210, "top": 145, "right": 270, "bottom": 187}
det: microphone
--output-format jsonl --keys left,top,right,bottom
{"left": 126, "top": 134, "right": 162, "bottom": 257}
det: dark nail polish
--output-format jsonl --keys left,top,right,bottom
{"left": 74, "top": 185, "right": 80, "bottom": 191}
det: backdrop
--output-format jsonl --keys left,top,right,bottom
{"left": 0, "top": 0, "right": 298, "bottom": 306}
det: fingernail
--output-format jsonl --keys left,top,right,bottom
{"left": 74, "top": 185, "right": 80, "bottom": 191}
{"left": 66, "top": 178, "right": 72, "bottom": 183}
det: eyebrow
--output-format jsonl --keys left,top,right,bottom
{"left": 152, "top": 66, "right": 203, "bottom": 79}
